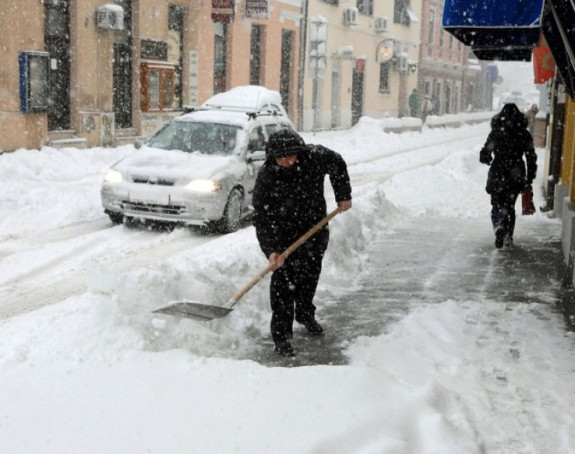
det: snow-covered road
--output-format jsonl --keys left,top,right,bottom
{"left": 3, "top": 119, "right": 575, "bottom": 453}
{"left": 0, "top": 122, "right": 487, "bottom": 320}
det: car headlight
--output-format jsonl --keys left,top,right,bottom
{"left": 103, "top": 169, "right": 123, "bottom": 184}
{"left": 185, "top": 179, "right": 221, "bottom": 193}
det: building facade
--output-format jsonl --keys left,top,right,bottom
{"left": 301, "top": 0, "right": 423, "bottom": 131}
{"left": 417, "top": 0, "right": 484, "bottom": 114}
{"left": 1, "top": 0, "right": 490, "bottom": 151}
{"left": 0, "top": 0, "right": 302, "bottom": 151}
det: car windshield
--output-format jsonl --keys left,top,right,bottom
{"left": 147, "top": 121, "right": 241, "bottom": 155}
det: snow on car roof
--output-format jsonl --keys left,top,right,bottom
{"left": 175, "top": 109, "right": 255, "bottom": 127}
{"left": 200, "top": 85, "right": 286, "bottom": 115}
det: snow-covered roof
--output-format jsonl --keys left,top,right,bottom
{"left": 200, "top": 85, "right": 287, "bottom": 116}
{"left": 175, "top": 109, "right": 250, "bottom": 127}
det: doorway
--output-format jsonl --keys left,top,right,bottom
{"left": 351, "top": 68, "right": 364, "bottom": 126}
{"left": 331, "top": 65, "right": 340, "bottom": 128}
{"left": 44, "top": 0, "right": 70, "bottom": 131}
{"left": 113, "top": 0, "right": 133, "bottom": 128}
{"left": 214, "top": 24, "right": 228, "bottom": 94}
{"left": 280, "top": 29, "right": 294, "bottom": 116}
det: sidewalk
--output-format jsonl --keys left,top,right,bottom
{"left": 253, "top": 215, "right": 574, "bottom": 367}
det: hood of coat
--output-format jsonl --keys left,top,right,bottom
{"left": 491, "top": 103, "right": 528, "bottom": 132}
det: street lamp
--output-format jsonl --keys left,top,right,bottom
{"left": 376, "top": 38, "right": 396, "bottom": 62}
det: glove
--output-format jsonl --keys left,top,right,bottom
{"left": 479, "top": 153, "right": 491, "bottom": 165}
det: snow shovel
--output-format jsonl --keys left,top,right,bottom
{"left": 152, "top": 207, "right": 341, "bottom": 322}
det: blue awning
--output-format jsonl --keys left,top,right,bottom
{"left": 442, "top": 0, "right": 545, "bottom": 48}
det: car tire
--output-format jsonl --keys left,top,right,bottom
{"left": 108, "top": 211, "right": 123, "bottom": 225}
{"left": 219, "top": 189, "right": 242, "bottom": 233}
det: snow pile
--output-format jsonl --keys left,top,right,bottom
{"left": 1, "top": 106, "right": 575, "bottom": 453}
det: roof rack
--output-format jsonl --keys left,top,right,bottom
{"left": 201, "top": 103, "right": 285, "bottom": 115}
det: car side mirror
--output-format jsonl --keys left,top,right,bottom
{"left": 134, "top": 139, "right": 144, "bottom": 149}
{"left": 247, "top": 150, "right": 266, "bottom": 162}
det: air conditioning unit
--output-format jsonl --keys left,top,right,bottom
{"left": 343, "top": 8, "right": 358, "bottom": 26}
{"left": 375, "top": 17, "right": 389, "bottom": 33}
{"left": 394, "top": 54, "right": 409, "bottom": 72}
{"left": 96, "top": 4, "right": 124, "bottom": 31}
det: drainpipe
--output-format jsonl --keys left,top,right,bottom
{"left": 297, "top": 0, "right": 309, "bottom": 131}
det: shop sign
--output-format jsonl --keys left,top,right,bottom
{"left": 245, "top": 0, "right": 269, "bottom": 19}
{"left": 212, "top": 0, "right": 235, "bottom": 24}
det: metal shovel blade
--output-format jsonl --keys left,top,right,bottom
{"left": 152, "top": 300, "right": 233, "bottom": 322}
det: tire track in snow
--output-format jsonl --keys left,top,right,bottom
{"left": 0, "top": 226, "right": 215, "bottom": 320}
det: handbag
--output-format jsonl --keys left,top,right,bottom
{"left": 521, "top": 185, "right": 536, "bottom": 215}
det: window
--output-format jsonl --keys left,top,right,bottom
{"left": 147, "top": 122, "right": 241, "bottom": 155}
{"left": 214, "top": 23, "right": 228, "bottom": 94}
{"left": 379, "top": 61, "right": 390, "bottom": 94}
{"left": 168, "top": 5, "right": 184, "bottom": 109}
{"left": 428, "top": 10, "right": 435, "bottom": 45}
{"left": 247, "top": 127, "right": 266, "bottom": 152}
{"left": 140, "top": 62, "right": 175, "bottom": 112}
{"left": 250, "top": 25, "right": 264, "bottom": 85}
{"left": 394, "top": 0, "right": 410, "bottom": 25}
{"left": 280, "top": 29, "right": 294, "bottom": 115}
{"left": 19, "top": 51, "right": 50, "bottom": 112}
{"left": 394, "top": 0, "right": 418, "bottom": 26}
{"left": 357, "top": 0, "right": 373, "bottom": 16}
{"left": 320, "top": 0, "right": 338, "bottom": 4}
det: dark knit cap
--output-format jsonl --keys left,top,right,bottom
{"left": 266, "top": 129, "right": 306, "bottom": 158}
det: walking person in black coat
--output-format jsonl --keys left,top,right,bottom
{"left": 252, "top": 129, "right": 352, "bottom": 357}
{"left": 479, "top": 103, "right": 537, "bottom": 248}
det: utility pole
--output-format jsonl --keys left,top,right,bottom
{"left": 297, "top": 0, "right": 309, "bottom": 131}
{"left": 309, "top": 16, "right": 327, "bottom": 132}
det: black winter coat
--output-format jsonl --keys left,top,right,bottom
{"left": 252, "top": 144, "right": 352, "bottom": 258}
{"left": 479, "top": 104, "right": 537, "bottom": 195}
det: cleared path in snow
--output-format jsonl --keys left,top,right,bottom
{"left": 251, "top": 215, "right": 571, "bottom": 367}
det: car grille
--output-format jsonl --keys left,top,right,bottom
{"left": 123, "top": 201, "right": 185, "bottom": 215}
{"left": 131, "top": 177, "right": 175, "bottom": 186}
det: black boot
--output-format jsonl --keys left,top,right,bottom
{"left": 303, "top": 318, "right": 323, "bottom": 335}
{"left": 495, "top": 227, "right": 505, "bottom": 249}
{"left": 274, "top": 340, "right": 295, "bottom": 357}
{"left": 504, "top": 234, "right": 513, "bottom": 247}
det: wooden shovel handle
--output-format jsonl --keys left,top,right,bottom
{"left": 226, "top": 208, "right": 341, "bottom": 308}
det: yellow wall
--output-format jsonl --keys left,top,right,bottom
{"left": 565, "top": 96, "right": 575, "bottom": 200}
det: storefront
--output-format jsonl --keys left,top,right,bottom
{"left": 443, "top": 0, "right": 575, "bottom": 280}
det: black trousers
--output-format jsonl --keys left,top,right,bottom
{"left": 269, "top": 228, "right": 329, "bottom": 344}
{"left": 490, "top": 191, "right": 520, "bottom": 237}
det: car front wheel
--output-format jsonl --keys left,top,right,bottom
{"left": 107, "top": 211, "right": 123, "bottom": 225}
{"left": 219, "top": 189, "right": 242, "bottom": 233}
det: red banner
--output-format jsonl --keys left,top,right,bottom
{"left": 212, "top": 0, "right": 234, "bottom": 23}
{"left": 532, "top": 35, "right": 555, "bottom": 83}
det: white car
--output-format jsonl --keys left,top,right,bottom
{"left": 101, "top": 86, "right": 295, "bottom": 232}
